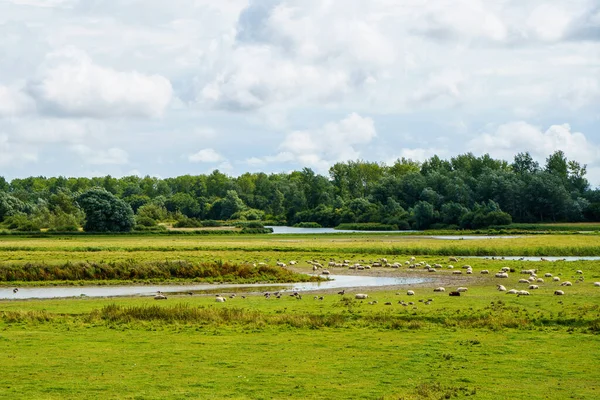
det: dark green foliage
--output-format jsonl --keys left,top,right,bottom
{"left": 335, "top": 223, "right": 399, "bottom": 231}
{"left": 294, "top": 222, "right": 322, "bottom": 228}
{"left": 1, "top": 150, "right": 598, "bottom": 235}
{"left": 77, "top": 188, "right": 135, "bottom": 232}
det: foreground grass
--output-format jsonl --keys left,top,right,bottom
{"left": 1, "top": 234, "right": 600, "bottom": 399}
{"left": 1, "top": 288, "right": 599, "bottom": 399}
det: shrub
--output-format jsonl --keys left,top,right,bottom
{"left": 293, "top": 222, "right": 322, "bottom": 228}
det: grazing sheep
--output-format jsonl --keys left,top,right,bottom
{"left": 457, "top": 287, "right": 468, "bottom": 293}
{"left": 501, "top": 267, "right": 510, "bottom": 272}
{"left": 384, "top": 302, "right": 392, "bottom": 305}
{"left": 447, "top": 265, "right": 454, "bottom": 269}
{"left": 462, "top": 265, "right": 472, "bottom": 269}
{"left": 594, "top": 282, "right": 600, "bottom": 287}
{"left": 449, "top": 256, "right": 458, "bottom": 262}
{"left": 495, "top": 272, "right": 509, "bottom": 278}
{"left": 497, "top": 285, "right": 507, "bottom": 291}
{"left": 433, "top": 287, "right": 446, "bottom": 292}
{"left": 576, "top": 270, "right": 583, "bottom": 274}
{"left": 313, "top": 265, "right": 318, "bottom": 271}
{"left": 480, "top": 270, "right": 489, "bottom": 274}
{"left": 527, "top": 277, "right": 536, "bottom": 283}
{"left": 466, "top": 269, "right": 473, "bottom": 274}
{"left": 544, "top": 273, "right": 553, "bottom": 277}
{"left": 506, "top": 289, "right": 518, "bottom": 294}
{"left": 554, "top": 290, "right": 565, "bottom": 296}
{"left": 517, "top": 290, "right": 530, "bottom": 296}
{"left": 449, "top": 291, "right": 460, "bottom": 296}
{"left": 407, "top": 290, "right": 415, "bottom": 296}
{"left": 355, "top": 293, "right": 369, "bottom": 299}
{"left": 553, "top": 277, "right": 561, "bottom": 282}
{"left": 154, "top": 294, "right": 167, "bottom": 300}
{"left": 452, "top": 271, "right": 462, "bottom": 275}
{"left": 215, "top": 296, "right": 226, "bottom": 302}
{"left": 518, "top": 279, "right": 529, "bottom": 284}
{"left": 536, "top": 278, "right": 544, "bottom": 283}
{"left": 528, "top": 285, "right": 539, "bottom": 290}
{"left": 321, "top": 270, "right": 330, "bottom": 275}
{"left": 561, "top": 281, "right": 573, "bottom": 287}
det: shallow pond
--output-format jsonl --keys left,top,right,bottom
{"left": 0, "top": 275, "right": 428, "bottom": 300}
{"left": 267, "top": 226, "right": 414, "bottom": 234}
{"left": 464, "top": 256, "right": 600, "bottom": 262}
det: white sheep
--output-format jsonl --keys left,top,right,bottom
{"left": 215, "top": 296, "right": 226, "bottom": 303}
{"left": 321, "top": 270, "right": 330, "bottom": 275}
{"left": 553, "top": 277, "right": 560, "bottom": 282}
{"left": 355, "top": 293, "right": 369, "bottom": 299}
{"left": 457, "top": 287, "right": 468, "bottom": 293}
{"left": 517, "top": 290, "right": 530, "bottom": 296}
{"left": 554, "top": 290, "right": 565, "bottom": 296}
{"left": 407, "top": 290, "right": 415, "bottom": 296}
{"left": 501, "top": 267, "right": 510, "bottom": 272}
{"left": 433, "top": 287, "right": 446, "bottom": 292}
{"left": 480, "top": 270, "right": 489, "bottom": 274}
{"left": 560, "top": 281, "right": 573, "bottom": 287}
{"left": 495, "top": 272, "right": 509, "bottom": 278}
{"left": 594, "top": 282, "right": 600, "bottom": 287}
{"left": 576, "top": 270, "right": 583, "bottom": 274}
{"left": 544, "top": 273, "right": 553, "bottom": 278}
{"left": 536, "top": 278, "right": 544, "bottom": 283}
{"left": 452, "top": 271, "right": 462, "bottom": 275}
{"left": 518, "top": 279, "right": 529, "bottom": 284}
{"left": 466, "top": 269, "right": 473, "bottom": 274}
{"left": 154, "top": 294, "right": 167, "bottom": 300}
{"left": 528, "top": 285, "right": 539, "bottom": 290}
{"left": 506, "top": 289, "right": 518, "bottom": 294}
{"left": 497, "top": 285, "right": 507, "bottom": 291}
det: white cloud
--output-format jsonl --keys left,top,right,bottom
{"left": 0, "top": 85, "right": 33, "bottom": 117}
{"left": 275, "top": 113, "right": 376, "bottom": 172}
{"left": 188, "top": 148, "right": 224, "bottom": 163}
{"left": 468, "top": 121, "right": 600, "bottom": 166}
{"left": 0, "top": 134, "right": 38, "bottom": 166}
{"left": 70, "top": 144, "right": 129, "bottom": 165}
{"left": 28, "top": 48, "right": 173, "bottom": 118}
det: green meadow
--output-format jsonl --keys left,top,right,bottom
{"left": 1, "top": 233, "right": 600, "bottom": 399}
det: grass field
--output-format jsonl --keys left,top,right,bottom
{"left": 1, "top": 233, "right": 599, "bottom": 399}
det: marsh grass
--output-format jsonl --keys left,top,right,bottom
{"left": 0, "top": 260, "right": 321, "bottom": 283}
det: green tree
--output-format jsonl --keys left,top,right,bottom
{"left": 77, "top": 188, "right": 135, "bottom": 232}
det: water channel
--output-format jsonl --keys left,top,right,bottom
{"left": 0, "top": 275, "right": 429, "bottom": 300}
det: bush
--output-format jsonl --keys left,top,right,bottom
{"left": 135, "top": 216, "right": 157, "bottom": 227}
{"left": 293, "top": 222, "right": 322, "bottom": 228}
{"left": 335, "top": 223, "right": 398, "bottom": 231}
{"left": 173, "top": 217, "right": 203, "bottom": 228}
{"left": 200, "top": 219, "right": 223, "bottom": 227}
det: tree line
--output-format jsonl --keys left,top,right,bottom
{"left": 0, "top": 150, "right": 598, "bottom": 232}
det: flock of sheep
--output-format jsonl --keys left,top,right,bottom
{"left": 154, "top": 255, "right": 599, "bottom": 302}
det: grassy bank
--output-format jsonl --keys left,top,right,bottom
{"left": 0, "top": 233, "right": 600, "bottom": 256}
{"left": 1, "top": 283, "right": 599, "bottom": 399}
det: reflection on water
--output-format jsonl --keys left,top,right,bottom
{"left": 430, "top": 235, "right": 521, "bottom": 240}
{"left": 0, "top": 275, "right": 428, "bottom": 300}
{"left": 465, "top": 256, "right": 600, "bottom": 262}
{"left": 267, "top": 226, "right": 414, "bottom": 234}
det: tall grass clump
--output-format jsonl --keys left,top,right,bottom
{"left": 0, "top": 260, "right": 320, "bottom": 283}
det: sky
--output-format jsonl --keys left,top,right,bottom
{"left": 0, "top": 0, "right": 599, "bottom": 187}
